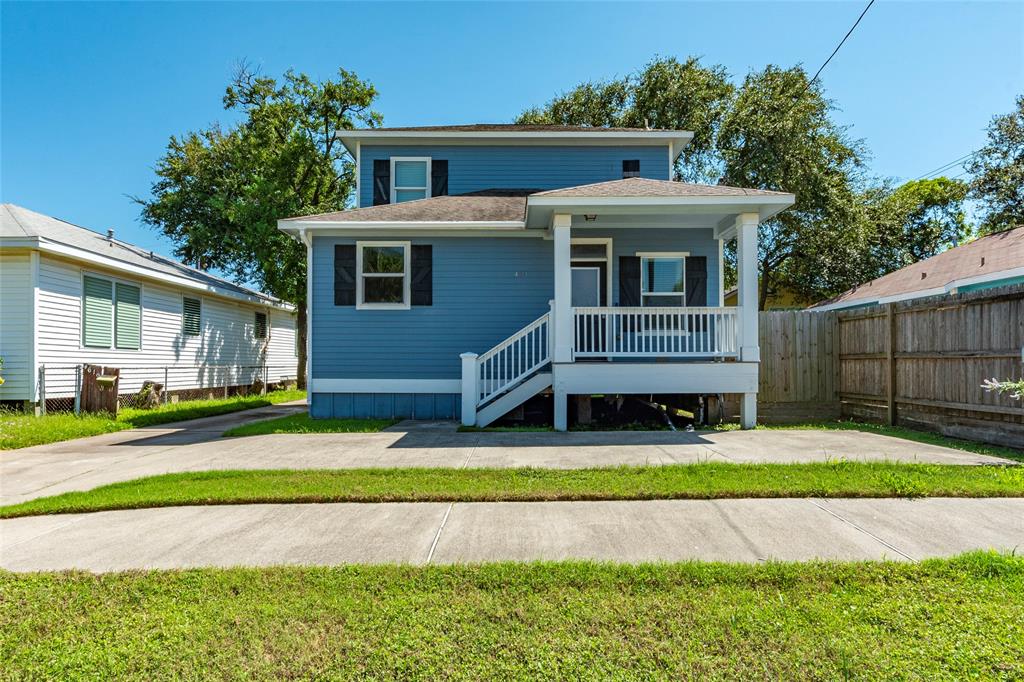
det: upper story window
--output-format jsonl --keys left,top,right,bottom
{"left": 356, "top": 241, "right": 410, "bottom": 309}
{"left": 638, "top": 253, "right": 686, "bottom": 307}
{"left": 622, "top": 159, "right": 641, "bottom": 178}
{"left": 391, "top": 157, "right": 431, "bottom": 203}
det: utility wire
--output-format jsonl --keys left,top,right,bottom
{"left": 912, "top": 152, "right": 976, "bottom": 181}
{"left": 727, "top": 0, "right": 877, "bottom": 179}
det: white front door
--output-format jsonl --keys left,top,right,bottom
{"left": 571, "top": 267, "right": 601, "bottom": 307}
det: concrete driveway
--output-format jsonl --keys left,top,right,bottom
{"left": 3, "top": 497, "right": 1022, "bottom": 571}
{"left": 1, "top": 414, "right": 1014, "bottom": 506}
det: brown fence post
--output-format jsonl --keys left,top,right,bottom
{"left": 886, "top": 303, "right": 897, "bottom": 426}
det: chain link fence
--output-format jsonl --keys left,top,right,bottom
{"left": 36, "top": 363, "right": 298, "bottom": 414}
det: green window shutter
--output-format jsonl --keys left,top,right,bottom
{"left": 255, "top": 312, "right": 267, "bottom": 339}
{"left": 114, "top": 283, "right": 141, "bottom": 350}
{"left": 183, "top": 297, "right": 201, "bottom": 336}
{"left": 82, "top": 275, "right": 113, "bottom": 348}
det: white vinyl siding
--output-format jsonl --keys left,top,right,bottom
{"left": 33, "top": 254, "right": 297, "bottom": 398}
{"left": 0, "top": 252, "right": 34, "bottom": 399}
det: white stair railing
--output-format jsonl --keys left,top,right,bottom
{"left": 461, "top": 308, "right": 552, "bottom": 425}
{"left": 573, "top": 306, "right": 739, "bottom": 358}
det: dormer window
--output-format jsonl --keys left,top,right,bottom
{"left": 622, "top": 159, "right": 640, "bottom": 178}
{"left": 391, "top": 157, "right": 431, "bottom": 203}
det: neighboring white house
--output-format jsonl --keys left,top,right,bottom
{"left": 0, "top": 204, "right": 297, "bottom": 405}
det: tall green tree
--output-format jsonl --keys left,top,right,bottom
{"left": 966, "top": 95, "right": 1024, "bottom": 234}
{"left": 866, "top": 177, "right": 970, "bottom": 267}
{"left": 519, "top": 58, "right": 867, "bottom": 308}
{"left": 137, "top": 66, "right": 381, "bottom": 386}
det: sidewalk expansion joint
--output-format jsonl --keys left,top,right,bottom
{"left": 808, "top": 499, "right": 915, "bottom": 561}
{"left": 426, "top": 502, "right": 454, "bottom": 564}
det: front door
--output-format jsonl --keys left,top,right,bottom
{"left": 572, "top": 266, "right": 606, "bottom": 355}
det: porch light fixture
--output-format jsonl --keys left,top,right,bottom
{"left": 583, "top": 214, "right": 597, "bottom": 222}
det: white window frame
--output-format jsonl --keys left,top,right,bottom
{"left": 636, "top": 251, "right": 689, "bottom": 336}
{"left": 390, "top": 156, "right": 431, "bottom": 204}
{"left": 80, "top": 271, "right": 144, "bottom": 351}
{"left": 356, "top": 241, "right": 411, "bottom": 310}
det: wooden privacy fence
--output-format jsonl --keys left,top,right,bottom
{"left": 837, "top": 284, "right": 1024, "bottom": 448}
{"left": 727, "top": 285, "right": 1024, "bottom": 448}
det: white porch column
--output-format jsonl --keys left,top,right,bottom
{"left": 552, "top": 214, "right": 572, "bottom": 432}
{"left": 460, "top": 352, "right": 479, "bottom": 426}
{"left": 552, "top": 214, "right": 573, "bottom": 364}
{"left": 736, "top": 212, "right": 760, "bottom": 429}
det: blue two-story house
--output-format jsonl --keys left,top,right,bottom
{"left": 278, "top": 125, "right": 794, "bottom": 430}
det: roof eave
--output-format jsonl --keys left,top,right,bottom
{"left": 336, "top": 129, "right": 695, "bottom": 159}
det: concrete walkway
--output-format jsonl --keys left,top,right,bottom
{"left": 2, "top": 419, "right": 1013, "bottom": 506}
{"left": 3, "top": 497, "right": 1022, "bottom": 571}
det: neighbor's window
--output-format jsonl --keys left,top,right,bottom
{"left": 255, "top": 312, "right": 268, "bottom": 340}
{"left": 182, "top": 297, "right": 201, "bottom": 336}
{"left": 83, "top": 274, "right": 141, "bottom": 349}
{"left": 391, "top": 157, "right": 430, "bottom": 203}
{"left": 640, "top": 255, "right": 686, "bottom": 307}
{"left": 357, "top": 242, "right": 409, "bottom": 309}
{"left": 622, "top": 159, "right": 641, "bottom": 178}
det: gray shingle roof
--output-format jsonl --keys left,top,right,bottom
{"left": 1, "top": 204, "right": 285, "bottom": 305}
{"left": 812, "top": 226, "right": 1024, "bottom": 308}
{"left": 282, "top": 190, "right": 535, "bottom": 223}
{"left": 532, "top": 177, "right": 793, "bottom": 198}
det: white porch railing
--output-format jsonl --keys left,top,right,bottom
{"left": 474, "top": 311, "right": 552, "bottom": 405}
{"left": 572, "top": 306, "right": 739, "bottom": 358}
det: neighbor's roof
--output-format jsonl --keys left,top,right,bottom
{"left": 531, "top": 177, "right": 793, "bottom": 199}
{"left": 280, "top": 179, "right": 795, "bottom": 227}
{"left": 283, "top": 190, "right": 534, "bottom": 224}
{"left": 811, "top": 226, "right": 1024, "bottom": 310}
{"left": 1, "top": 204, "right": 290, "bottom": 308}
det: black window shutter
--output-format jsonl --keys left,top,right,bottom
{"left": 373, "top": 159, "right": 390, "bottom": 206}
{"left": 411, "top": 245, "right": 433, "bottom": 306}
{"left": 334, "top": 245, "right": 357, "bottom": 306}
{"left": 431, "top": 160, "right": 448, "bottom": 197}
{"left": 685, "top": 256, "right": 708, "bottom": 306}
{"left": 685, "top": 256, "right": 708, "bottom": 331}
{"left": 622, "top": 159, "right": 640, "bottom": 178}
{"left": 619, "top": 256, "right": 641, "bottom": 306}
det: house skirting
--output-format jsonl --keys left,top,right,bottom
{"left": 310, "top": 392, "right": 461, "bottom": 420}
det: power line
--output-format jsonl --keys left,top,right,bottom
{"left": 912, "top": 152, "right": 976, "bottom": 181}
{"left": 727, "top": 0, "right": 877, "bottom": 178}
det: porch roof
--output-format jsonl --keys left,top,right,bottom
{"left": 278, "top": 179, "right": 795, "bottom": 233}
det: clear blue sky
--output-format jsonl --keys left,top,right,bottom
{"left": 3, "top": 1, "right": 1022, "bottom": 259}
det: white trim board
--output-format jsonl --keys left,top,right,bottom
{"left": 552, "top": 361, "right": 758, "bottom": 395}
{"left": 310, "top": 379, "right": 461, "bottom": 393}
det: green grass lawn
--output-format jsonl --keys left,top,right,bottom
{"left": 4, "top": 461, "right": 1022, "bottom": 518}
{"left": 223, "top": 413, "right": 397, "bottom": 437}
{"left": 0, "top": 389, "right": 305, "bottom": 450}
{"left": 1, "top": 552, "right": 1021, "bottom": 679}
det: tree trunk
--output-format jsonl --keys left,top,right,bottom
{"left": 296, "top": 304, "right": 308, "bottom": 390}
{"left": 758, "top": 266, "right": 770, "bottom": 311}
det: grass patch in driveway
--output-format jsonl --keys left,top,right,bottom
{"left": 3, "top": 462, "right": 1022, "bottom": 518}
{"left": 2, "top": 552, "right": 1022, "bottom": 679}
{"left": 0, "top": 389, "right": 306, "bottom": 450}
{"left": 223, "top": 413, "right": 397, "bottom": 437}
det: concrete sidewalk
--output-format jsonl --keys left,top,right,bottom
{"left": 3, "top": 497, "right": 1022, "bottom": 571}
{"left": 2, "top": 419, "right": 1013, "bottom": 506}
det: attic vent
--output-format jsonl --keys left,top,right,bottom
{"left": 106, "top": 229, "right": 115, "bottom": 241}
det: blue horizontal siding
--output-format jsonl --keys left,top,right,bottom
{"left": 311, "top": 392, "right": 460, "bottom": 420}
{"left": 310, "top": 229, "right": 722, "bottom": 384}
{"left": 359, "top": 145, "right": 670, "bottom": 207}
{"left": 312, "top": 236, "right": 554, "bottom": 380}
